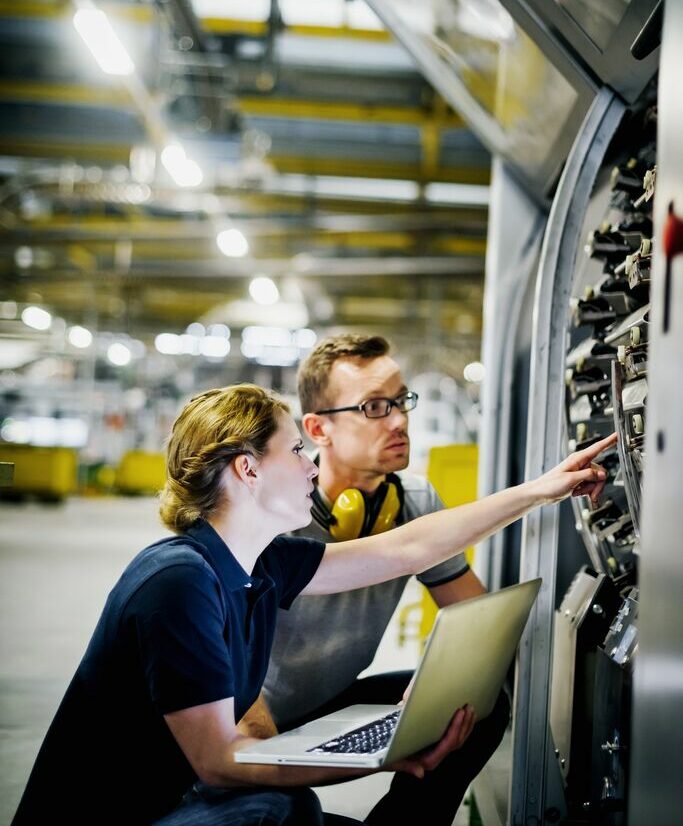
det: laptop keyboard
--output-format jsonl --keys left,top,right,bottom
{"left": 307, "top": 710, "right": 401, "bottom": 755}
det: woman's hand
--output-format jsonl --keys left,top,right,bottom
{"left": 388, "top": 705, "right": 476, "bottom": 779}
{"left": 531, "top": 433, "right": 617, "bottom": 506}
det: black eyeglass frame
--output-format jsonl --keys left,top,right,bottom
{"left": 315, "top": 390, "right": 419, "bottom": 419}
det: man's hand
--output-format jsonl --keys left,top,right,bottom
{"left": 531, "top": 432, "right": 617, "bottom": 507}
{"left": 388, "top": 705, "right": 476, "bottom": 779}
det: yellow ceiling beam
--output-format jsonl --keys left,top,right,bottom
{"left": 25, "top": 216, "right": 199, "bottom": 234}
{"left": 0, "top": 4, "right": 384, "bottom": 39}
{"left": 0, "top": 1, "right": 153, "bottom": 23}
{"left": 312, "top": 232, "right": 419, "bottom": 251}
{"left": 21, "top": 217, "right": 486, "bottom": 255}
{"left": 200, "top": 17, "right": 267, "bottom": 37}
{"left": 0, "top": 1, "right": 66, "bottom": 18}
{"left": 433, "top": 237, "right": 488, "bottom": 256}
{"left": 201, "top": 18, "right": 391, "bottom": 42}
{"left": 0, "top": 81, "right": 464, "bottom": 131}
{"left": 0, "top": 140, "right": 488, "bottom": 185}
{"left": 286, "top": 24, "right": 391, "bottom": 42}
{"left": 0, "top": 139, "right": 131, "bottom": 164}
{"left": 140, "top": 287, "right": 233, "bottom": 320}
{"left": 238, "top": 97, "right": 464, "bottom": 128}
{"left": 0, "top": 80, "right": 132, "bottom": 108}
{"left": 270, "top": 154, "right": 490, "bottom": 185}
{"left": 216, "top": 191, "right": 487, "bottom": 217}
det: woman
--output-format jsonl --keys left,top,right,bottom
{"left": 11, "top": 384, "right": 615, "bottom": 826}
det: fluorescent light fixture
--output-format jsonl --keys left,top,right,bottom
{"left": 1, "top": 416, "right": 88, "bottom": 448}
{"left": 68, "top": 325, "right": 93, "bottom": 348}
{"left": 200, "top": 336, "right": 230, "bottom": 358}
{"left": 240, "top": 326, "right": 315, "bottom": 367}
{"left": 1, "top": 418, "right": 31, "bottom": 444}
{"left": 154, "top": 330, "right": 229, "bottom": 358}
{"left": 107, "top": 342, "right": 132, "bottom": 366}
{"left": 424, "top": 182, "right": 490, "bottom": 206}
{"left": 242, "top": 326, "right": 293, "bottom": 347}
{"left": 315, "top": 176, "right": 418, "bottom": 201}
{"left": 294, "top": 328, "right": 317, "bottom": 349}
{"left": 216, "top": 228, "right": 249, "bottom": 257}
{"left": 21, "top": 306, "right": 52, "bottom": 331}
{"left": 249, "top": 276, "right": 279, "bottom": 305}
{"left": 161, "top": 143, "right": 203, "bottom": 188}
{"left": 207, "top": 323, "right": 230, "bottom": 338}
{"left": 14, "top": 246, "right": 33, "bottom": 268}
{"left": 178, "top": 334, "right": 201, "bottom": 355}
{"left": 155, "top": 333, "right": 182, "bottom": 355}
{"left": 463, "top": 361, "right": 485, "bottom": 383}
{"left": 73, "top": 7, "right": 135, "bottom": 76}
{"left": 257, "top": 346, "right": 300, "bottom": 367}
{"left": 240, "top": 341, "right": 300, "bottom": 367}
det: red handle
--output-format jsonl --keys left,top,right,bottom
{"left": 663, "top": 201, "right": 683, "bottom": 259}
{"left": 662, "top": 201, "right": 683, "bottom": 333}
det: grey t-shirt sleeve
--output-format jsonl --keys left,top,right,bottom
{"left": 399, "top": 474, "right": 470, "bottom": 587}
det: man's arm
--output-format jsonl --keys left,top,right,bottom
{"left": 303, "top": 434, "right": 615, "bottom": 597}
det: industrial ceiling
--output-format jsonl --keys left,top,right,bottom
{"left": 0, "top": 0, "right": 491, "bottom": 383}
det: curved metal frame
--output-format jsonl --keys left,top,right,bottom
{"left": 476, "top": 158, "right": 546, "bottom": 591}
{"left": 509, "top": 86, "right": 625, "bottom": 823}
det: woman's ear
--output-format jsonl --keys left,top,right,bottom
{"left": 232, "top": 454, "right": 259, "bottom": 488}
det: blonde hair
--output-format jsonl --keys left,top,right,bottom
{"left": 298, "top": 333, "right": 390, "bottom": 414}
{"left": 159, "top": 384, "right": 289, "bottom": 533}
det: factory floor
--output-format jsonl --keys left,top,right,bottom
{"left": 0, "top": 497, "right": 509, "bottom": 826}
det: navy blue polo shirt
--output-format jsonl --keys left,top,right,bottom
{"left": 11, "top": 521, "right": 325, "bottom": 826}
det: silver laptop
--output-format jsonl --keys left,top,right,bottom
{"left": 235, "top": 577, "right": 542, "bottom": 768}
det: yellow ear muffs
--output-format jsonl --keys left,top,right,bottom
{"left": 329, "top": 488, "right": 366, "bottom": 541}
{"left": 369, "top": 482, "right": 401, "bottom": 535}
{"left": 327, "top": 482, "right": 402, "bottom": 540}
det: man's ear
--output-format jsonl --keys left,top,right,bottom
{"left": 302, "top": 412, "right": 331, "bottom": 447}
{"left": 232, "top": 453, "right": 259, "bottom": 488}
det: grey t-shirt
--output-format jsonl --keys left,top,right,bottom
{"left": 263, "top": 472, "right": 470, "bottom": 727}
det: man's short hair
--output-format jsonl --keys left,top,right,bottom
{"left": 298, "top": 333, "right": 391, "bottom": 414}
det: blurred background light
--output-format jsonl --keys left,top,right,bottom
{"left": 21, "top": 306, "right": 52, "bottom": 331}
{"left": 216, "top": 228, "right": 249, "bottom": 257}
{"left": 249, "top": 276, "right": 280, "bottom": 306}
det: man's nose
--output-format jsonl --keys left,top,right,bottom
{"left": 387, "top": 401, "right": 408, "bottom": 424}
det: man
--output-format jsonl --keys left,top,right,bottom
{"left": 257, "top": 334, "right": 510, "bottom": 825}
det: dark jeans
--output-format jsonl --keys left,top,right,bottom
{"left": 151, "top": 783, "right": 363, "bottom": 826}
{"left": 282, "top": 671, "right": 511, "bottom": 826}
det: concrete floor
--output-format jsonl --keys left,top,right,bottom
{"left": 0, "top": 497, "right": 505, "bottom": 825}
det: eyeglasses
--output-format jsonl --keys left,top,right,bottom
{"left": 315, "top": 390, "right": 418, "bottom": 419}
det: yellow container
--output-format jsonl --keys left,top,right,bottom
{"left": 116, "top": 450, "right": 166, "bottom": 495}
{"left": 397, "top": 444, "right": 480, "bottom": 650}
{"left": 0, "top": 444, "right": 78, "bottom": 500}
{"left": 427, "top": 443, "right": 479, "bottom": 545}
{"left": 422, "top": 443, "right": 479, "bottom": 637}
